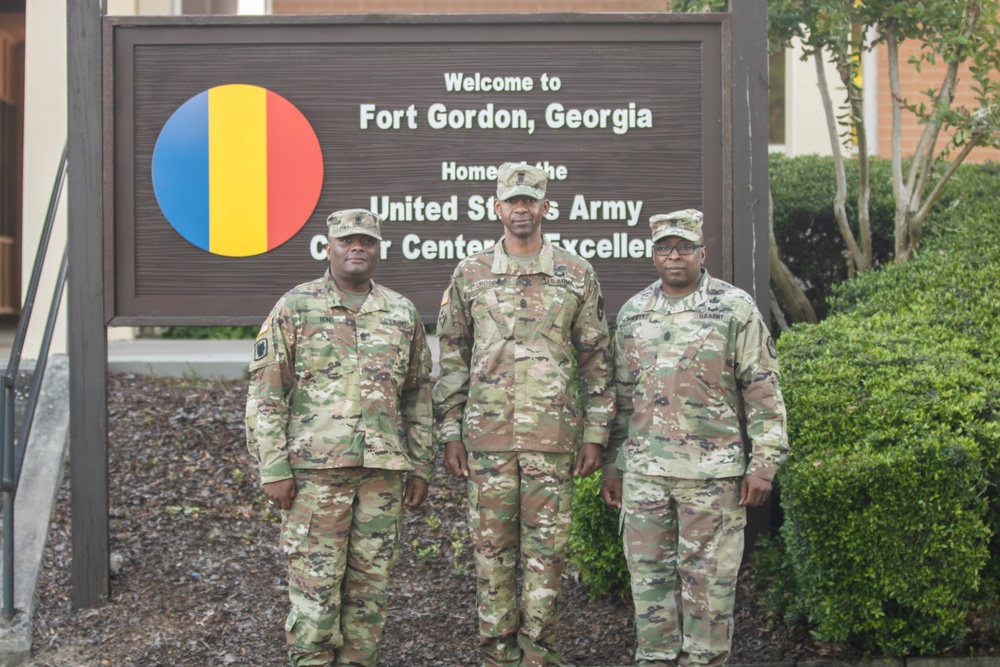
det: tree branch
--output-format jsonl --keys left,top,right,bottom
{"left": 769, "top": 190, "right": 818, "bottom": 325}
{"left": 815, "top": 49, "right": 864, "bottom": 273}
{"left": 887, "top": 27, "right": 910, "bottom": 261}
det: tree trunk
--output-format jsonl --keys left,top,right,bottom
{"left": 815, "top": 50, "right": 868, "bottom": 273}
{"left": 769, "top": 190, "right": 818, "bottom": 325}
{"left": 770, "top": 289, "right": 790, "bottom": 333}
{"left": 886, "top": 29, "right": 911, "bottom": 263}
{"left": 890, "top": 6, "right": 978, "bottom": 262}
{"left": 844, "top": 64, "right": 873, "bottom": 270}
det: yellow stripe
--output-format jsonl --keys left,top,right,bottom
{"left": 209, "top": 85, "right": 267, "bottom": 256}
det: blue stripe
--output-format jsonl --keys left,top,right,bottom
{"left": 152, "top": 91, "right": 210, "bottom": 251}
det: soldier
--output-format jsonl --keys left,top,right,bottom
{"left": 600, "top": 209, "right": 788, "bottom": 667}
{"left": 245, "top": 209, "right": 434, "bottom": 667}
{"left": 434, "top": 162, "right": 614, "bottom": 667}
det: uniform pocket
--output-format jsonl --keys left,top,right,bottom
{"left": 716, "top": 505, "right": 747, "bottom": 579}
{"left": 676, "top": 324, "right": 714, "bottom": 370}
{"left": 281, "top": 504, "right": 315, "bottom": 558}
{"left": 550, "top": 479, "right": 574, "bottom": 553}
{"left": 470, "top": 288, "right": 511, "bottom": 347}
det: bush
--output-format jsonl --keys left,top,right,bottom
{"left": 567, "top": 472, "right": 629, "bottom": 598}
{"left": 776, "top": 165, "right": 1000, "bottom": 655}
{"left": 769, "top": 153, "right": 896, "bottom": 319}
{"left": 781, "top": 433, "right": 987, "bottom": 655}
{"left": 162, "top": 326, "right": 259, "bottom": 340}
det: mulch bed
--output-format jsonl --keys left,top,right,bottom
{"left": 24, "top": 374, "right": 886, "bottom": 665}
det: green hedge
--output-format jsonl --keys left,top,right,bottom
{"left": 769, "top": 153, "right": 897, "bottom": 319}
{"left": 777, "top": 163, "right": 1000, "bottom": 654}
{"left": 162, "top": 326, "right": 259, "bottom": 340}
{"left": 567, "top": 472, "right": 629, "bottom": 598}
{"left": 769, "top": 154, "right": 986, "bottom": 322}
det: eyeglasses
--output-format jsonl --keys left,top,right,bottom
{"left": 653, "top": 243, "right": 703, "bottom": 257}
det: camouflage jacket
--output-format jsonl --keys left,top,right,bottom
{"left": 604, "top": 270, "right": 788, "bottom": 481}
{"left": 433, "top": 237, "right": 614, "bottom": 453}
{"left": 245, "top": 270, "right": 434, "bottom": 484}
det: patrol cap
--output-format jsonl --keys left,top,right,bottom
{"left": 649, "top": 209, "right": 703, "bottom": 243}
{"left": 496, "top": 162, "right": 547, "bottom": 200}
{"left": 326, "top": 209, "right": 383, "bottom": 241}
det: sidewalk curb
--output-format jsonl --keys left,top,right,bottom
{"left": 0, "top": 356, "right": 69, "bottom": 667}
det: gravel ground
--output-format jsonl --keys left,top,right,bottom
{"left": 24, "top": 373, "right": 982, "bottom": 666}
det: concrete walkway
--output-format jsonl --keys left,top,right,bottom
{"left": 106, "top": 337, "right": 252, "bottom": 379}
{"left": 0, "top": 355, "right": 68, "bottom": 665}
{"left": 105, "top": 335, "right": 441, "bottom": 379}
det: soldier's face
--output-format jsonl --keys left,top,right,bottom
{"left": 654, "top": 234, "right": 706, "bottom": 296}
{"left": 494, "top": 195, "right": 549, "bottom": 242}
{"left": 327, "top": 234, "right": 380, "bottom": 289}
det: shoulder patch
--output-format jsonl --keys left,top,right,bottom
{"left": 254, "top": 338, "right": 268, "bottom": 361}
{"left": 256, "top": 318, "right": 270, "bottom": 339}
{"left": 441, "top": 289, "right": 450, "bottom": 307}
{"left": 767, "top": 335, "right": 777, "bottom": 359}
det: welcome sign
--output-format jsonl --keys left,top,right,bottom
{"left": 107, "top": 14, "right": 730, "bottom": 324}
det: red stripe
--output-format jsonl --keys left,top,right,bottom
{"left": 266, "top": 92, "right": 324, "bottom": 250}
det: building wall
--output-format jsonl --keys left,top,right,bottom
{"left": 875, "top": 38, "right": 1000, "bottom": 164}
{"left": 107, "top": 0, "right": 176, "bottom": 15}
{"left": 23, "top": 0, "right": 169, "bottom": 358}
{"left": 22, "top": 0, "right": 67, "bottom": 356}
{"left": 783, "top": 37, "right": 847, "bottom": 157}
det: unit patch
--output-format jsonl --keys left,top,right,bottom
{"left": 254, "top": 338, "right": 268, "bottom": 361}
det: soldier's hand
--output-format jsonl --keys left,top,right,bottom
{"left": 573, "top": 442, "right": 602, "bottom": 477}
{"left": 740, "top": 474, "right": 772, "bottom": 507}
{"left": 404, "top": 478, "right": 429, "bottom": 508}
{"left": 444, "top": 441, "right": 469, "bottom": 477}
{"left": 264, "top": 477, "right": 296, "bottom": 511}
{"left": 600, "top": 477, "right": 623, "bottom": 509}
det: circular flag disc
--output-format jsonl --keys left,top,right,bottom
{"left": 152, "top": 84, "right": 324, "bottom": 258}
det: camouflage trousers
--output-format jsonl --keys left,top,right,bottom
{"left": 621, "top": 473, "right": 746, "bottom": 667}
{"left": 281, "top": 467, "right": 403, "bottom": 667}
{"left": 467, "top": 450, "right": 575, "bottom": 667}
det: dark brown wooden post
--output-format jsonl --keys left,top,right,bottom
{"left": 729, "top": 0, "right": 774, "bottom": 549}
{"left": 67, "top": 0, "right": 110, "bottom": 608}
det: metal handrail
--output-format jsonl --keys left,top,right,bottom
{"left": 1, "top": 142, "right": 69, "bottom": 619}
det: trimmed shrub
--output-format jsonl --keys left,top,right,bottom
{"left": 162, "top": 325, "right": 259, "bottom": 340}
{"left": 567, "top": 472, "right": 629, "bottom": 598}
{"left": 782, "top": 433, "right": 987, "bottom": 655}
{"left": 777, "top": 166, "right": 1000, "bottom": 654}
{"left": 769, "top": 153, "right": 896, "bottom": 319}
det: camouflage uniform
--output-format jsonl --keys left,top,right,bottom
{"left": 605, "top": 210, "right": 788, "bottom": 667}
{"left": 246, "top": 210, "right": 433, "bottom": 667}
{"left": 435, "top": 164, "right": 614, "bottom": 667}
